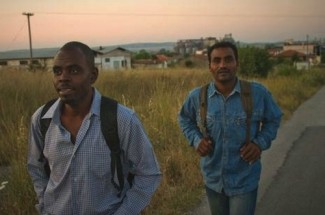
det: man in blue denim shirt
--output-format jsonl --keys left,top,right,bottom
{"left": 178, "top": 41, "right": 282, "bottom": 215}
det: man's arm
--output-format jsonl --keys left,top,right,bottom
{"left": 114, "top": 112, "right": 162, "bottom": 215}
{"left": 27, "top": 108, "right": 49, "bottom": 214}
{"left": 252, "top": 88, "right": 283, "bottom": 151}
{"left": 178, "top": 89, "right": 204, "bottom": 149}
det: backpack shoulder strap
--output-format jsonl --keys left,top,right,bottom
{"left": 39, "top": 98, "right": 57, "bottom": 177}
{"left": 239, "top": 80, "right": 253, "bottom": 145}
{"left": 199, "top": 80, "right": 253, "bottom": 145}
{"left": 199, "top": 83, "right": 209, "bottom": 138}
{"left": 40, "top": 99, "right": 57, "bottom": 141}
{"left": 100, "top": 96, "right": 124, "bottom": 196}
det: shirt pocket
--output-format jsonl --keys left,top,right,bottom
{"left": 233, "top": 109, "right": 263, "bottom": 143}
{"left": 197, "top": 111, "right": 218, "bottom": 135}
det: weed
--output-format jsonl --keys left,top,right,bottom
{"left": 0, "top": 67, "right": 324, "bottom": 214}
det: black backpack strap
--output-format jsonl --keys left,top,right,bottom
{"left": 199, "top": 84, "right": 209, "bottom": 138}
{"left": 240, "top": 80, "right": 253, "bottom": 145}
{"left": 100, "top": 96, "right": 124, "bottom": 197}
{"left": 39, "top": 98, "right": 57, "bottom": 177}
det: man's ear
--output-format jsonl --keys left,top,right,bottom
{"left": 208, "top": 62, "right": 213, "bottom": 73}
{"left": 90, "top": 67, "right": 98, "bottom": 83}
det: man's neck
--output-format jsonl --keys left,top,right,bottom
{"left": 214, "top": 78, "right": 237, "bottom": 97}
{"left": 61, "top": 89, "right": 94, "bottom": 118}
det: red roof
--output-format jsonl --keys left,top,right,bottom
{"left": 155, "top": 54, "right": 168, "bottom": 62}
{"left": 277, "top": 50, "right": 305, "bottom": 58}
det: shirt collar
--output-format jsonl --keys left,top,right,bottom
{"left": 207, "top": 78, "right": 241, "bottom": 98}
{"left": 81, "top": 88, "right": 102, "bottom": 117}
{"left": 91, "top": 88, "right": 102, "bottom": 117}
{"left": 42, "top": 88, "right": 102, "bottom": 120}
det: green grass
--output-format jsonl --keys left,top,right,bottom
{"left": 0, "top": 67, "right": 325, "bottom": 214}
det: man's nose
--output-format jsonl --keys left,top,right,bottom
{"left": 58, "top": 69, "right": 71, "bottom": 80}
{"left": 219, "top": 59, "right": 227, "bottom": 67}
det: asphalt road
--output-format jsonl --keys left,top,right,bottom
{"left": 189, "top": 86, "right": 325, "bottom": 215}
{"left": 256, "top": 126, "right": 325, "bottom": 215}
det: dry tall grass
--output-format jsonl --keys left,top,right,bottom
{"left": 0, "top": 67, "right": 324, "bottom": 214}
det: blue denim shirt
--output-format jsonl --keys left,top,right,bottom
{"left": 178, "top": 80, "right": 282, "bottom": 196}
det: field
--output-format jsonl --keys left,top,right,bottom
{"left": 0, "top": 67, "right": 325, "bottom": 214}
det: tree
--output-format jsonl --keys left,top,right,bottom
{"left": 158, "top": 48, "right": 174, "bottom": 57}
{"left": 238, "top": 47, "right": 272, "bottom": 77}
{"left": 133, "top": 49, "right": 152, "bottom": 60}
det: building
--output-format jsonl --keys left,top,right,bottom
{"left": 0, "top": 48, "right": 58, "bottom": 70}
{"left": 283, "top": 41, "right": 316, "bottom": 55}
{"left": 0, "top": 46, "right": 132, "bottom": 71}
{"left": 96, "top": 47, "right": 132, "bottom": 71}
{"left": 174, "top": 37, "right": 218, "bottom": 55}
{"left": 268, "top": 40, "right": 322, "bottom": 68}
{"left": 174, "top": 35, "right": 239, "bottom": 56}
{"left": 132, "top": 54, "right": 170, "bottom": 69}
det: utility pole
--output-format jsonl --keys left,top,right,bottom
{"left": 22, "top": 12, "right": 34, "bottom": 64}
{"left": 306, "top": 34, "right": 309, "bottom": 69}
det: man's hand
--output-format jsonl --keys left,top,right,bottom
{"left": 240, "top": 142, "right": 261, "bottom": 164}
{"left": 196, "top": 137, "right": 213, "bottom": 157}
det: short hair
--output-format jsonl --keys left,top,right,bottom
{"left": 60, "top": 41, "right": 95, "bottom": 68}
{"left": 207, "top": 41, "right": 238, "bottom": 64}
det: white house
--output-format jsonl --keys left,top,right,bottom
{"left": 0, "top": 46, "right": 133, "bottom": 71}
{"left": 96, "top": 47, "right": 132, "bottom": 71}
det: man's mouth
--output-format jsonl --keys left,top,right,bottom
{"left": 217, "top": 68, "right": 229, "bottom": 74}
{"left": 58, "top": 87, "right": 73, "bottom": 96}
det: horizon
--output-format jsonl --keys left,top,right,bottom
{"left": 1, "top": 0, "right": 324, "bottom": 52}
{"left": 0, "top": 39, "right": 289, "bottom": 53}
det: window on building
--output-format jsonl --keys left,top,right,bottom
{"left": 32, "top": 60, "right": 39, "bottom": 65}
{"left": 105, "top": 58, "right": 110, "bottom": 63}
{"left": 121, "top": 60, "right": 128, "bottom": 68}
{"left": 0, "top": 61, "right": 7, "bottom": 66}
{"left": 20, "top": 60, "right": 28, "bottom": 65}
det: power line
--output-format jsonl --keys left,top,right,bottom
{"left": 6, "top": 21, "right": 26, "bottom": 50}
{"left": 33, "top": 11, "right": 325, "bottom": 19}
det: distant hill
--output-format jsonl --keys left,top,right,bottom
{"left": 0, "top": 48, "right": 59, "bottom": 60}
{"left": 0, "top": 42, "right": 176, "bottom": 60}
{"left": 107, "top": 42, "right": 176, "bottom": 52}
{"left": 0, "top": 41, "right": 285, "bottom": 60}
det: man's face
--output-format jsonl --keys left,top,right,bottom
{"left": 52, "top": 47, "right": 97, "bottom": 105}
{"left": 209, "top": 47, "right": 238, "bottom": 84}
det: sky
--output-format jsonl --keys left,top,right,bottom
{"left": 0, "top": 0, "right": 324, "bottom": 51}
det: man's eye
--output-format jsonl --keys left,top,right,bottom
{"left": 52, "top": 67, "right": 62, "bottom": 75}
{"left": 212, "top": 59, "right": 221, "bottom": 64}
{"left": 225, "top": 57, "right": 234, "bottom": 63}
{"left": 69, "top": 67, "right": 80, "bottom": 74}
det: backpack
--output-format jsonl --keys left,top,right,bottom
{"left": 199, "top": 80, "right": 253, "bottom": 145}
{"left": 39, "top": 96, "right": 132, "bottom": 197}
